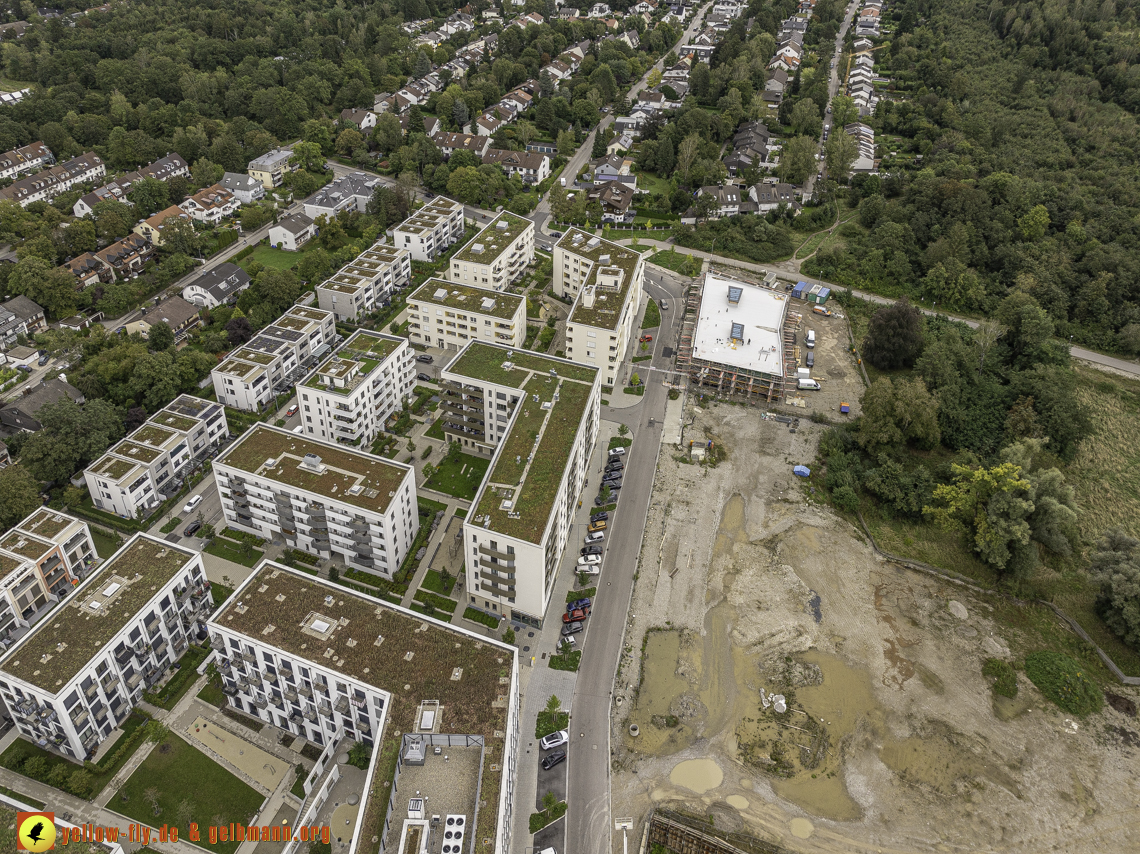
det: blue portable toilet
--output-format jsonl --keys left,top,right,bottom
{"left": 793, "top": 465, "right": 811, "bottom": 478}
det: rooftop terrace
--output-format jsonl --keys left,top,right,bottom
{"left": 0, "top": 537, "right": 198, "bottom": 692}
{"left": 215, "top": 425, "right": 411, "bottom": 515}
{"left": 445, "top": 341, "right": 597, "bottom": 387}
{"left": 558, "top": 228, "right": 644, "bottom": 330}
{"left": 304, "top": 331, "right": 404, "bottom": 394}
{"left": 409, "top": 279, "right": 523, "bottom": 321}
{"left": 452, "top": 212, "right": 531, "bottom": 266}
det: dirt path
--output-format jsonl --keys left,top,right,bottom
{"left": 610, "top": 403, "right": 1140, "bottom": 854}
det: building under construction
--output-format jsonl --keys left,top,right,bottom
{"left": 676, "top": 271, "right": 802, "bottom": 401}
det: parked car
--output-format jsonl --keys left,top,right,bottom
{"left": 593, "top": 495, "right": 609, "bottom": 507}
{"left": 805, "top": 351, "right": 814, "bottom": 369}
{"left": 15, "top": 364, "right": 32, "bottom": 374}
{"left": 293, "top": 425, "right": 305, "bottom": 434}
{"left": 183, "top": 521, "right": 202, "bottom": 537}
{"left": 661, "top": 301, "right": 669, "bottom": 310}
{"left": 563, "top": 607, "right": 589, "bottom": 623}
{"left": 567, "top": 598, "right": 592, "bottom": 612}
{"left": 285, "top": 404, "right": 298, "bottom": 417}
{"left": 541, "top": 749, "right": 567, "bottom": 770}
{"left": 602, "top": 477, "right": 622, "bottom": 489}
{"left": 37, "top": 353, "right": 49, "bottom": 366}
{"left": 605, "top": 463, "right": 624, "bottom": 474}
{"left": 540, "top": 730, "right": 569, "bottom": 750}
{"left": 590, "top": 511, "right": 609, "bottom": 523}
{"left": 609, "top": 446, "right": 627, "bottom": 457}
{"left": 561, "top": 621, "right": 583, "bottom": 637}
{"left": 812, "top": 305, "right": 833, "bottom": 317}
{"left": 577, "top": 564, "right": 601, "bottom": 576}
{"left": 416, "top": 354, "right": 433, "bottom": 363}
{"left": 588, "top": 519, "right": 607, "bottom": 532}
{"left": 183, "top": 494, "right": 203, "bottom": 514}
{"left": 581, "top": 545, "right": 602, "bottom": 556}
{"left": 639, "top": 334, "right": 653, "bottom": 343}
{"left": 417, "top": 372, "right": 432, "bottom": 381}
{"left": 585, "top": 531, "right": 605, "bottom": 544}
{"left": 577, "top": 554, "right": 601, "bottom": 566}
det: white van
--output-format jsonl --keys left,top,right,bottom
{"left": 798, "top": 378, "right": 821, "bottom": 391}
{"left": 806, "top": 330, "right": 816, "bottom": 348}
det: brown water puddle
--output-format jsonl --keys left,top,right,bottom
{"left": 879, "top": 723, "right": 1023, "bottom": 800}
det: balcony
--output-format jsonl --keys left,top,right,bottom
{"left": 254, "top": 697, "right": 268, "bottom": 710}
{"left": 318, "top": 702, "right": 333, "bottom": 717}
{"left": 478, "top": 544, "right": 515, "bottom": 563}
{"left": 127, "top": 673, "right": 142, "bottom": 688}
{"left": 247, "top": 672, "right": 262, "bottom": 686}
{"left": 285, "top": 688, "right": 298, "bottom": 702}
{"left": 304, "top": 709, "right": 317, "bottom": 723}
{"left": 85, "top": 683, "right": 99, "bottom": 698}
{"left": 243, "top": 652, "right": 258, "bottom": 664}
{"left": 101, "top": 676, "right": 117, "bottom": 692}
{"left": 334, "top": 696, "right": 349, "bottom": 714}
{"left": 299, "top": 685, "right": 313, "bottom": 698}
{"left": 73, "top": 710, "right": 90, "bottom": 728}
{"left": 265, "top": 672, "right": 278, "bottom": 684}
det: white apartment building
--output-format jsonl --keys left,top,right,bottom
{"left": 442, "top": 343, "right": 600, "bottom": 625}
{"left": 448, "top": 212, "right": 534, "bottom": 291}
{"left": 315, "top": 242, "right": 412, "bottom": 322}
{"left": 0, "top": 509, "right": 97, "bottom": 650}
{"left": 393, "top": 197, "right": 466, "bottom": 261}
{"left": 407, "top": 278, "right": 526, "bottom": 351}
{"left": 297, "top": 331, "right": 415, "bottom": 449}
{"left": 212, "top": 305, "right": 337, "bottom": 412}
{"left": 555, "top": 229, "right": 646, "bottom": 387}
{"left": 0, "top": 536, "right": 211, "bottom": 760}
{"left": 206, "top": 561, "right": 520, "bottom": 854}
{"left": 213, "top": 425, "right": 418, "bottom": 575}
{"left": 85, "top": 396, "right": 229, "bottom": 519}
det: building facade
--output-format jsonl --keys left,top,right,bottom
{"left": 0, "top": 536, "right": 211, "bottom": 760}
{"left": 248, "top": 149, "right": 296, "bottom": 189}
{"left": 392, "top": 197, "right": 466, "bottom": 261}
{"left": 315, "top": 242, "right": 412, "bottom": 322}
{"left": 85, "top": 396, "right": 229, "bottom": 519}
{"left": 213, "top": 426, "right": 418, "bottom": 575}
{"left": 555, "top": 229, "right": 646, "bottom": 387}
{"left": 407, "top": 278, "right": 525, "bottom": 350}
{"left": 297, "top": 331, "right": 415, "bottom": 449}
{"left": 441, "top": 343, "right": 600, "bottom": 624}
{"left": 448, "top": 212, "right": 534, "bottom": 291}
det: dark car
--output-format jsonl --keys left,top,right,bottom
{"left": 590, "top": 511, "right": 609, "bottom": 522}
{"left": 541, "top": 749, "right": 567, "bottom": 770}
{"left": 417, "top": 372, "right": 432, "bottom": 381}
{"left": 580, "top": 545, "right": 602, "bottom": 556}
{"left": 805, "top": 351, "right": 814, "bottom": 368}
{"left": 560, "top": 621, "right": 583, "bottom": 637}
{"left": 567, "top": 598, "right": 592, "bottom": 612}
{"left": 605, "top": 462, "right": 624, "bottom": 474}
{"left": 603, "top": 477, "right": 623, "bottom": 489}
{"left": 416, "top": 354, "right": 433, "bottom": 363}
{"left": 183, "top": 521, "right": 203, "bottom": 537}
{"left": 563, "top": 607, "right": 589, "bottom": 624}
{"left": 593, "top": 495, "right": 609, "bottom": 506}
{"left": 37, "top": 354, "right": 50, "bottom": 366}
{"left": 16, "top": 364, "right": 32, "bottom": 374}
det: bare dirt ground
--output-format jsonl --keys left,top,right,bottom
{"left": 610, "top": 403, "right": 1140, "bottom": 854}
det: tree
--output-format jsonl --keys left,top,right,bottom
{"left": 447, "top": 166, "right": 486, "bottom": 205}
{"left": 143, "top": 720, "right": 170, "bottom": 744}
{"left": 778, "top": 136, "right": 817, "bottom": 185}
{"left": 226, "top": 316, "right": 253, "bottom": 346}
{"left": 676, "top": 134, "right": 701, "bottom": 184}
{"left": 373, "top": 113, "right": 403, "bottom": 154}
{"left": 694, "top": 192, "right": 719, "bottom": 222}
{"left": 545, "top": 694, "right": 562, "bottom": 715}
{"left": 68, "top": 770, "right": 93, "bottom": 797}
{"left": 147, "top": 321, "right": 174, "bottom": 352}
{"left": 127, "top": 177, "right": 170, "bottom": 217}
{"left": 144, "top": 787, "right": 161, "bottom": 816}
{"left": 10, "top": 257, "right": 78, "bottom": 319}
{"left": 289, "top": 141, "right": 324, "bottom": 173}
{"left": 790, "top": 98, "right": 821, "bottom": 137}
{"left": 161, "top": 217, "right": 202, "bottom": 257}
{"left": 90, "top": 200, "right": 134, "bottom": 241}
{"left": 191, "top": 158, "right": 224, "bottom": 189}
{"left": 858, "top": 377, "right": 941, "bottom": 454}
{"left": 0, "top": 466, "right": 41, "bottom": 530}
{"left": 862, "top": 299, "right": 924, "bottom": 370}
{"left": 175, "top": 799, "right": 195, "bottom": 832}
{"left": 557, "top": 129, "right": 577, "bottom": 157}
{"left": 829, "top": 95, "right": 858, "bottom": 129}
{"left": 656, "top": 136, "right": 675, "bottom": 177}
{"left": 824, "top": 131, "right": 858, "bottom": 183}
{"left": 1019, "top": 204, "right": 1050, "bottom": 241}
{"left": 413, "top": 50, "right": 432, "bottom": 79}
{"left": 1091, "top": 529, "right": 1140, "bottom": 649}
{"left": 335, "top": 128, "right": 365, "bottom": 157}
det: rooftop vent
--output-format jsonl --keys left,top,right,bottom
{"left": 409, "top": 798, "right": 425, "bottom": 819}
{"left": 587, "top": 237, "right": 601, "bottom": 248}
{"left": 728, "top": 285, "right": 743, "bottom": 304}
{"left": 599, "top": 253, "right": 610, "bottom": 264}
{"left": 730, "top": 321, "right": 745, "bottom": 342}
{"left": 480, "top": 297, "right": 497, "bottom": 311}
{"left": 472, "top": 243, "right": 485, "bottom": 253}
{"left": 299, "top": 454, "right": 326, "bottom": 474}
{"left": 433, "top": 287, "right": 448, "bottom": 300}
{"left": 324, "top": 595, "right": 335, "bottom": 606}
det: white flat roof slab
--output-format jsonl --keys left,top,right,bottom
{"left": 692, "top": 273, "right": 788, "bottom": 376}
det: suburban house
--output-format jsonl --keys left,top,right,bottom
{"left": 692, "top": 185, "right": 742, "bottom": 220}
{"left": 268, "top": 213, "right": 315, "bottom": 251}
{"left": 96, "top": 234, "right": 154, "bottom": 277}
{"left": 0, "top": 378, "right": 85, "bottom": 433}
{"left": 750, "top": 182, "right": 799, "bottom": 213}
{"left": 181, "top": 263, "right": 252, "bottom": 310}
{"left": 339, "top": 108, "right": 378, "bottom": 130}
{"left": 302, "top": 172, "right": 382, "bottom": 220}
{"left": 179, "top": 184, "right": 239, "bottom": 223}
{"left": 125, "top": 295, "right": 201, "bottom": 340}
{"left": 2, "top": 296, "right": 46, "bottom": 334}
{"left": 247, "top": 148, "right": 296, "bottom": 189}
{"left": 72, "top": 153, "right": 189, "bottom": 218}
{"left": 221, "top": 172, "right": 266, "bottom": 204}
{"left": 595, "top": 182, "right": 636, "bottom": 219}
{"left": 0, "top": 141, "right": 52, "bottom": 182}
{"left": 63, "top": 252, "right": 111, "bottom": 289}
{"left": 432, "top": 131, "right": 491, "bottom": 159}
{"left": 0, "top": 152, "right": 106, "bottom": 208}
{"left": 481, "top": 149, "right": 551, "bottom": 184}
{"left": 133, "top": 205, "right": 193, "bottom": 246}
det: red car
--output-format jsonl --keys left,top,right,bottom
{"left": 563, "top": 607, "right": 589, "bottom": 624}
{"left": 285, "top": 404, "right": 299, "bottom": 417}
{"left": 640, "top": 335, "right": 653, "bottom": 343}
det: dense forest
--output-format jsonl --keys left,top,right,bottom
{"left": 805, "top": 0, "right": 1140, "bottom": 354}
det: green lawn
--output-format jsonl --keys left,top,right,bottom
{"left": 114, "top": 735, "right": 264, "bottom": 854}
{"left": 647, "top": 250, "right": 701, "bottom": 277}
{"left": 159, "top": 517, "right": 182, "bottom": 534}
{"left": 197, "top": 682, "right": 226, "bottom": 707}
{"left": 642, "top": 298, "right": 661, "bottom": 330}
{"left": 425, "top": 418, "right": 446, "bottom": 440}
{"left": 421, "top": 569, "right": 456, "bottom": 596}
{"left": 463, "top": 607, "right": 500, "bottom": 628}
{"left": 424, "top": 451, "right": 490, "bottom": 500}
{"left": 91, "top": 528, "right": 123, "bottom": 559}
{"left": 144, "top": 645, "right": 209, "bottom": 709}
{"left": 237, "top": 244, "right": 306, "bottom": 272}
{"left": 413, "top": 588, "right": 459, "bottom": 614}
{"left": 549, "top": 650, "right": 581, "bottom": 671}
{"left": 204, "top": 536, "right": 265, "bottom": 568}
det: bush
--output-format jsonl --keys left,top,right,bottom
{"left": 830, "top": 485, "right": 859, "bottom": 512}
{"left": 1024, "top": 651, "right": 1102, "bottom": 716}
{"left": 347, "top": 741, "right": 372, "bottom": 769}
{"left": 982, "top": 658, "right": 1018, "bottom": 699}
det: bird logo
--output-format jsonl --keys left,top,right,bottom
{"left": 17, "top": 812, "right": 57, "bottom": 852}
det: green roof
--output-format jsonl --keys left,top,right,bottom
{"left": 445, "top": 341, "right": 597, "bottom": 387}
{"left": 150, "top": 411, "right": 199, "bottom": 433}
{"left": 230, "top": 348, "right": 278, "bottom": 366}
{"left": 409, "top": 278, "right": 524, "bottom": 321}
{"left": 304, "top": 331, "right": 404, "bottom": 394}
{"left": 287, "top": 306, "right": 332, "bottom": 323}
{"left": 89, "top": 454, "right": 142, "bottom": 482}
{"left": 558, "top": 228, "right": 644, "bottom": 330}
{"left": 215, "top": 358, "right": 264, "bottom": 379}
{"left": 215, "top": 425, "right": 411, "bottom": 515}
{"left": 0, "top": 537, "right": 199, "bottom": 692}
{"left": 20, "top": 509, "right": 78, "bottom": 540}
{"left": 0, "top": 530, "right": 52, "bottom": 560}
{"left": 0, "top": 552, "right": 20, "bottom": 578}
{"left": 453, "top": 212, "right": 531, "bottom": 266}
{"left": 396, "top": 197, "right": 464, "bottom": 234}
{"left": 130, "top": 424, "right": 178, "bottom": 446}
{"left": 111, "top": 440, "right": 165, "bottom": 464}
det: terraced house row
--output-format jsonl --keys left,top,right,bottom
{"left": 315, "top": 241, "right": 412, "bottom": 323}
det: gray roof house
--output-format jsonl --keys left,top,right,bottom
{"left": 181, "top": 263, "right": 252, "bottom": 310}
{"left": 0, "top": 378, "right": 85, "bottom": 432}
{"left": 221, "top": 172, "right": 266, "bottom": 205}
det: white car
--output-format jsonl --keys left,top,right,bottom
{"left": 540, "top": 730, "right": 569, "bottom": 750}
{"left": 608, "top": 446, "right": 627, "bottom": 457}
{"left": 585, "top": 531, "right": 605, "bottom": 544}
{"left": 577, "top": 564, "right": 601, "bottom": 576}
{"left": 183, "top": 494, "right": 203, "bottom": 514}
{"left": 577, "top": 554, "right": 601, "bottom": 566}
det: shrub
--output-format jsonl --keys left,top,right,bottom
{"left": 982, "top": 658, "right": 1018, "bottom": 698}
{"left": 831, "top": 485, "right": 859, "bottom": 512}
{"left": 1024, "top": 651, "right": 1102, "bottom": 716}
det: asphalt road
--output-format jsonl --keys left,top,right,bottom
{"left": 805, "top": 0, "right": 860, "bottom": 198}
{"left": 564, "top": 271, "right": 687, "bottom": 854}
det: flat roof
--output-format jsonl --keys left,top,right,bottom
{"left": 0, "top": 552, "right": 21, "bottom": 579}
{"left": 0, "top": 530, "right": 52, "bottom": 561}
{"left": 409, "top": 278, "right": 523, "bottom": 320}
{"left": 0, "top": 537, "right": 198, "bottom": 692}
{"left": 110, "top": 439, "right": 166, "bottom": 465}
{"left": 212, "top": 562, "right": 512, "bottom": 854}
{"left": 447, "top": 343, "right": 598, "bottom": 543}
{"left": 215, "top": 425, "right": 411, "bottom": 515}
{"left": 558, "top": 228, "right": 643, "bottom": 330}
{"left": 453, "top": 212, "right": 531, "bottom": 265}
{"left": 286, "top": 306, "right": 332, "bottom": 323}
{"left": 214, "top": 358, "right": 265, "bottom": 380}
{"left": 395, "top": 197, "right": 464, "bottom": 235}
{"left": 88, "top": 454, "right": 143, "bottom": 483}
{"left": 304, "top": 331, "right": 403, "bottom": 393}
{"left": 130, "top": 423, "right": 178, "bottom": 447}
{"left": 691, "top": 272, "right": 788, "bottom": 377}
{"left": 230, "top": 348, "right": 278, "bottom": 366}
{"left": 20, "top": 508, "right": 80, "bottom": 541}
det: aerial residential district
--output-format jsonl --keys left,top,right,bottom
{"left": 0, "top": 2, "right": 1138, "bottom": 854}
